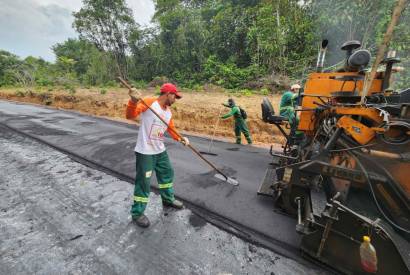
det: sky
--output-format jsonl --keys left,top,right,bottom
{"left": 0, "top": 0, "right": 155, "bottom": 61}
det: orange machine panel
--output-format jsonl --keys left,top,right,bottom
{"left": 336, "top": 115, "right": 376, "bottom": 145}
{"left": 299, "top": 72, "right": 383, "bottom": 134}
{"left": 332, "top": 107, "right": 384, "bottom": 124}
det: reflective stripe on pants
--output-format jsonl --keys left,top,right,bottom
{"left": 159, "top": 182, "right": 173, "bottom": 189}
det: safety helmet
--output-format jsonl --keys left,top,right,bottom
{"left": 290, "top": 84, "right": 301, "bottom": 91}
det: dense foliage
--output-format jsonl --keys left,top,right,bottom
{"left": 0, "top": 0, "right": 409, "bottom": 90}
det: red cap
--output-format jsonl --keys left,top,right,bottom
{"left": 160, "top": 83, "right": 182, "bottom": 99}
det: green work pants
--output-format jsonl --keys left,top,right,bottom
{"left": 280, "top": 108, "right": 303, "bottom": 137}
{"left": 234, "top": 118, "right": 252, "bottom": 144}
{"left": 280, "top": 108, "right": 298, "bottom": 129}
{"left": 131, "top": 151, "right": 175, "bottom": 217}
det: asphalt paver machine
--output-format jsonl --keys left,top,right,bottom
{"left": 258, "top": 40, "right": 410, "bottom": 274}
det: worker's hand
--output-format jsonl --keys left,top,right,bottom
{"left": 180, "top": 136, "right": 190, "bottom": 146}
{"left": 129, "top": 88, "right": 142, "bottom": 103}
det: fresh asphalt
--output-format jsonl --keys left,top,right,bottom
{"left": 1, "top": 126, "right": 331, "bottom": 274}
{"left": 0, "top": 100, "right": 301, "bottom": 258}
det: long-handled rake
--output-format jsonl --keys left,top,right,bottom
{"left": 118, "top": 77, "right": 239, "bottom": 186}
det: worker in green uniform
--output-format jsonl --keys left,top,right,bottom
{"left": 126, "top": 83, "right": 189, "bottom": 228}
{"left": 221, "top": 98, "right": 252, "bottom": 145}
{"left": 280, "top": 84, "right": 302, "bottom": 135}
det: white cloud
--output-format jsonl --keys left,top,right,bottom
{"left": 32, "top": 0, "right": 83, "bottom": 12}
{"left": 127, "top": 0, "right": 156, "bottom": 27}
{"left": 0, "top": 0, "right": 155, "bottom": 61}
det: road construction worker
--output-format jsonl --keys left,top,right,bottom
{"left": 279, "top": 84, "right": 301, "bottom": 131}
{"left": 126, "top": 83, "right": 189, "bottom": 228}
{"left": 221, "top": 98, "right": 252, "bottom": 144}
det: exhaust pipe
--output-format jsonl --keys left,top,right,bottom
{"left": 316, "top": 39, "right": 329, "bottom": 72}
{"left": 382, "top": 50, "right": 401, "bottom": 91}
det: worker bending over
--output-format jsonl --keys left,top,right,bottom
{"left": 126, "top": 83, "right": 189, "bottom": 228}
{"left": 221, "top": 98, "right": 252, "bottom": 145}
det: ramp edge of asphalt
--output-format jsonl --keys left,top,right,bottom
{"left": 0, "top": 122, "right": 332, "bottom": 271}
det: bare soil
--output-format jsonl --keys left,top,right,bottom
{"left": 0, "top": 87, "right": 286, "bottom": 145}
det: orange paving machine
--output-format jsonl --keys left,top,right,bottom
{"left": 259, "top": 40, "right": 410, "bottom": 274}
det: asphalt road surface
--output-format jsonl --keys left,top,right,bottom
{"left": 0, "top": 124, "right": 328, "bottom": 274}
{"left": 0, "top": 100, "right": 333, "bottom": 271}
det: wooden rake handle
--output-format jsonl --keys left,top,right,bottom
{"left": 117, "top": 77, "right": 228, "bottom": 179}
{"left": 118, "top": 77, "right": 176, "bottom": 135}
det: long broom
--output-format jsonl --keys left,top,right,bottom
{"left": 199, "top": 105, "right": 223, "bottom": 156}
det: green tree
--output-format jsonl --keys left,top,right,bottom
{"left": 310, "top": 0, "right": 410, "bottom": 88}
{"left": 0, "top": 50, "right": 21, "bottom": 86}
{"left": 53, "top": 39, "right": 94, "bottom": 76}
{"left": 208, "top": 3, "right": 254, "bottom": 67}
{"left": 311, "top": 0, "right": 399, "bottom": 65}
{"left": 3, "top": 0, "right": 408, "bottom": 91}
{"left": 5, "top": 56, "right": 52, "bottom": 90}
{"left": 146, "top": 0, "right": 317, "bottom": 87}
{"left": 52, "top": 38, "right": 115, "bottom": 85}
{"left": 73, "top": 0, "right": 139, "bottom": 78}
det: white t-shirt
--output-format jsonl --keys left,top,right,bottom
{"left": 135, "top": 100, "right": 172, "bottom": 155}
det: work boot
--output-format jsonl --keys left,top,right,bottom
{"left": 163, "top": 199, "right": 184, "bottom": 209}
{"left": 132, "top": 214, "right": 150, "bottom": 228}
